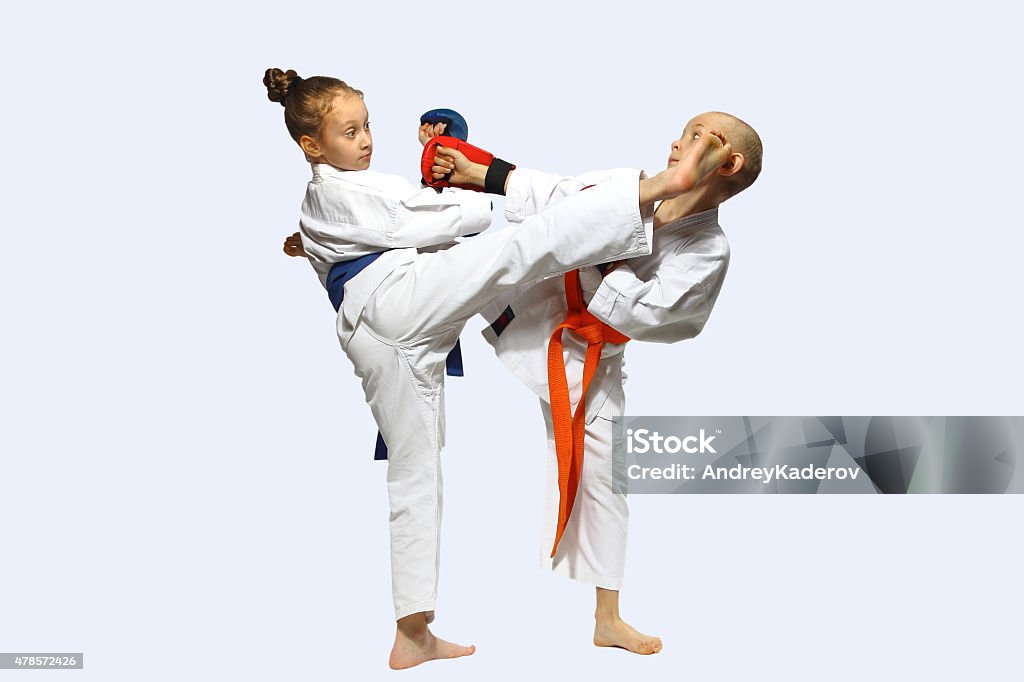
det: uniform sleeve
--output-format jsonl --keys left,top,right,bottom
{"left": 504, "top": 168, "right": 641, "bottom": 223}
{"left": 390, "top": 186, "right": 493, "bottom": 246}
{"left": 302, "top": 180, "right": 493, "bottom": 254}
{"left": 587, "top": 247, "right": 730, "bottom": 343}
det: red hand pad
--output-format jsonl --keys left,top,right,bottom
{"left": 421, "top": 136, "right": 495, "bottom": 189}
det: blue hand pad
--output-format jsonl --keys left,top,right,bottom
{"left": 420, "top": 108, "right": 469, "bottom": 141}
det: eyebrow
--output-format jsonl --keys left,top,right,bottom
{"left": 339, "top": 120, "right": 361, "bottom": 127}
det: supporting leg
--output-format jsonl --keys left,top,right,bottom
{"left": 539, "top": 402, "right": 628, "bottom": 588}
{"left": 342, "top": 323, "right": 475, "bottom": 669}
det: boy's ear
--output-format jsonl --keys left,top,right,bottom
{"left": 718, "top": 152, "right": 745, "bottom": 178}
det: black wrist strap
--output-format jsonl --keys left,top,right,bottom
{"left": 484, "top": 158, "right": 516, "bottom": 195}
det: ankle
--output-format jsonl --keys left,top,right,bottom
{"left": 396, "top": 614, "right": 430, "bottom": 641}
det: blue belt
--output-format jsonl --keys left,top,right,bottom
{"left": 327, "top": 253, "right": 464, "bottom": 461}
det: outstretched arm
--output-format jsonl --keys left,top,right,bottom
{"left": 301, "top": 175, "right": 493, "bottom": 264}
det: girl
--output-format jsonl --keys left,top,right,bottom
{"left": 264, "top": 67, "right": 731, "bottom": 669}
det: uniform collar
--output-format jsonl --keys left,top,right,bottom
{"left": 656, "top": 206, "right": 719, "bottom": 236}
{"left": 311, "top": 162, "right": 347, "bottom": 180}
{"left": 311, "top": 163, "right": 384, "bottom": 187}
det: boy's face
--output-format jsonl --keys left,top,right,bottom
{"left": 310, "top": 94, "right": 373, "bottom": 170}
{"left": 666, "top": 113, "right": 729, "bottom": 170}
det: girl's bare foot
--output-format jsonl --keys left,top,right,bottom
{"left": 388, "top": 613, "right": 475, "bottom": 670}
{"left": 593, "top": 615, "right": 663, "bottom": 655}
{"left": 641, "top": 129, "right": 732, "bottom": 203}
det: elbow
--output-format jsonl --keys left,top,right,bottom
{"left": 652, "top": 315, "right": 708, "bottom": 344}
{"left": 686, "top": 311, "right": 712, "bottom": 340}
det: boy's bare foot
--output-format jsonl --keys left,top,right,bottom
{"left": 388, "top": 614, "right": 476, "bottom": 670}
{"left": 642, "top": 129, "right": 732, "bottom": 203}
{"left": 594, "top": 615, "right": 663, "bottom": 655}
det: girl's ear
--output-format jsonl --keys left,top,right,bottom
{"left": 297, "top": 135, "right": 319, "bottom": 160}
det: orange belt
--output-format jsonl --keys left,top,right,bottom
{"left": 546, "top": 268, "right": 629, "bottom": 557}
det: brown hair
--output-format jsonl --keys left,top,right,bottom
{"left": 263, "top": 68, "right": 364, "bottom": 145}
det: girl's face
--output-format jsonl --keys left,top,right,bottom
{"left": 309, "top": 94, "right": 373, "bottom": 170}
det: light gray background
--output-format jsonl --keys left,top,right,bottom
{"left": 1, "top": 1, "right": 1021, "bottom": 680}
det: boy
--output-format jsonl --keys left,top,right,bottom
{"left": 474, "top": 111, "right": 762, "bottom": 654}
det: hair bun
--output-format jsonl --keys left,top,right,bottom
{"left": 264, "top": 68, "right": 301, "bottom": 106}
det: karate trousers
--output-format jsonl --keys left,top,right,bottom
{"left": 338, "top": 175, "right": 649, "bottom": 621}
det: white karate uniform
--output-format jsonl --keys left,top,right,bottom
{"left": 480, "top": 168, "right": 730, "bottom": 589}
{"left": 299, "top": 163, "right": 653, "bottom": 620}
